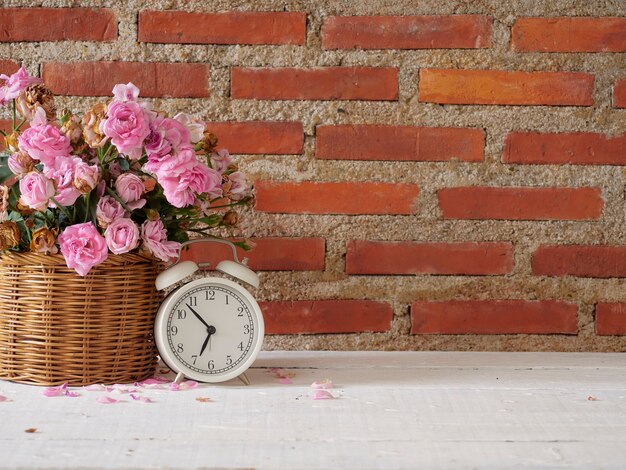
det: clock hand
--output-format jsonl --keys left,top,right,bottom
{"left": 199, "top": 332, "right": 211, "bottom": 356}
{"left": 187, "top": 305, "right": 210, "bottom": 329}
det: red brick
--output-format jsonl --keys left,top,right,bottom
{"left": 0, "top": 60, "right": 20, "bottom": 76}
{"left": 614, "top": 79, "right": 626, "bottom": 108}
{"left": 322, "top": 15, "right": 492, "bottom": 50}
{"left": 419, "top": 68, "right": 594, "bottom": 106}
{"left": 179, "top": 237, "right": 325, "bottom": 271}
{"left": 346, "top": 240, "right": 514, "bottom": 275}
{"left": 511, "top": 17, "right": 626, "bottom": 52}
{"left": 438, "top": 186, "right": 603, "bottom": 220}
{"left": 42, "top": 62, "right": 209, "bottom": 98}
{"left": 532, "top": 245, "right": 626, "bottom": 278}
{"left": 503, "top": 131, "right": 626, "bottom": 165}
{"left": 138, "top": 10, "right": 305, "bottom": 45}
{"left": 205, "top": 121, "right": 303, "bottom": 155}
{"left": 231, "top": 67, "right": 398, "bottom": 101}
{"left": 316, "top": 125, "right": 484, "bottom": 162}
{"left": 255, "top": 181, "right": 420, "bottom": 215}
{"left": 411, "top": 300, "right": 578, "bottom": 334}
{"left": 260, "top": 300, "right": 393, "bottom": 334}
{"left": 596, "top": 303, "right": 626, "bottom": 335}
{"left": 0, "top": 8, "right": 116, "bottom": 42}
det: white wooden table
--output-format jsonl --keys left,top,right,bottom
{"left": 0, "top": 351, "right": 625, "bottom": 469}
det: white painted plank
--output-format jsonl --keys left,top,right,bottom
{"left": 0, "top": 352, "right": 624, "bottom": 469}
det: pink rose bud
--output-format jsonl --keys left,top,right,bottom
{"left": 114, "top": 173, "right": 146, "bottom": 210}
{"left": 101, "top": 100, "right": 150, "bottom": 160}
{"left": 104, "top": 217, "right": 140, "bottom": 255}
{"left": 96, "top": 195, "right": 126, "bottom": 229}
{"left": 140, "top": 219, "right": 180, "bottom": 262}
{"left": 0, "top": 66, "right": 43, "bottom": 105}
{"left": 18, "top": 172, "right": 56, "bottom": 211}
{"left": 58, "top": 222, "right": 108, "bottom": 276}
{"left": 73, "top": 162, "right": 101, "bottom": 194}
{"left": 8, "top": 151, "right": 35, "bottom": 175}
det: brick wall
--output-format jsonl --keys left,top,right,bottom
{"left": 1, "top": 1, "right": 624, "bottom": 351}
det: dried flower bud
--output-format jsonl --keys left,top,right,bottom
{"left": 202, "top": 131, "right": 219, "bottom": 153}
{"left": 4, "top": 132, "right": 19, "bottom": 152}
{"left": 16, "top": 84, "right": 57, "bottom": 121}
{"left": 222, "top": 210, "right": 238, "bottom": 226}
{"left": 8, "top": 151, "right": 36, "bottom": 175}
{"left": 15, "top": 199, "right": 34, "bottom": 216}
{"left": 0, "top": 221, "right": 22, "bottom": 250}
{"left": 29, "top": 227, "right": 58, "bottom": 254}
{"left": 142, "top": 177, "right": 157, "bottom": 193}
{"left": 82, "top": 103, "right": 108, "bottom": 148}
{"left": 0, "top": 185, "right": 9, "bottom": 213}
{"left": 61, "top": 110, "right": 83, "bottom": 145}
{"left": 146, "top": 209, "right": 160, "bottom": 221}
{"left": 73, "top": 162, "right": 100, "bottom": 194}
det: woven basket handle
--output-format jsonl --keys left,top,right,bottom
{"left": 174, "top": 238, "right": 246, "bottom": 268}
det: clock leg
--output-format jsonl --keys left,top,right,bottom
{"left": 174, "top": 371, "right": 185, "bottom": 384}
{"left": 237, "top": 373, "right": 250, "bottom": 386}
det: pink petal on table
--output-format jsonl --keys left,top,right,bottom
{"left": 96, "top": 396, "right": 120, "bottom": 404}
{"left": 141, "top": 377, "right": 170, "bottom": 385}
{"left": 0, "top": 395, "right": 8, "bottom": 402}
{"left": 170, "top": 380, "right": 198, "bottom": 391}
{"left": 64, "top": 390, "right": 80, "bottom": 398}
{"left": 311, "top": 379, "right": 334, "bottom": 389}
{"left": 278, "top": 377, "right": 293, "bottom": 385}
{"left": 130, "top": 394, "right": 153, "bottom": 403}
{"left": 311, "top": 389, "right": 336, "bottom": 400}
{"left": 84, "top": 384, "right": 107, "bottom": 392}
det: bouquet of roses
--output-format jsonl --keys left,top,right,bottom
{"left": 0, "top": 67, "right": 252, "bottom": 276}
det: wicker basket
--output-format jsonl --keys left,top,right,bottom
{"left": 0, "top": 251, "right": 161, "bottom": 386}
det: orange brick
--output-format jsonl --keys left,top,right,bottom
{"left": 614, "top": 79, "right": 626, "bottom": 108}
{"left": 503, "top": 131, "right": 626, "bottom": 165}
{"left": 0, "top": 60, "right": 20, "bottom": 76}
{"left": 419, "top": 68, "right": 594, "bottom": 106}
{"left": 532, "top": 245, "right": 626, "bottom": 278}
{"left": 595, "top": 303, "right": 626, "bottom": 335}
{"left": 411, "top": 300, "right": 578, "bottom": 334}
{"left": 322, "top": 15, "right": 492, "bottom": 49}
{"left": 346, "top": 240, "right": 514, "bottom": 275}
{"left": 255, "top": 181, "right": 419, "bottom": 215}
{"left": 205, "top": 121, "right": 303, "bottom": 155}
{"left": 231, "top": 67, "right": 398, "bottom": 101}
{"left": 261, "top": 300, "right": 393, "bottom": 334}
{"left": 438, "top": 187, "right": 603, "bottom": 220}
{"left": 512, "top": 17, "right": 626, "bottom": 52}
{"left": 0, "top": 8, "right": 116, "bottom": 42}
{"left": 316, "top": 125, "right": 484, "bottom": 162}
{"left": 42, "top": 62, "right": 209, "bottom": 97}
{"left": 139, "top": 10, "right": 305, "bottom": 45}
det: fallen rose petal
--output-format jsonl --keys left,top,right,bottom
{"left": 24, "top": 428, "right": 37, "bottom": 433}
{"left": 43, "top": 387, "right": 63, "bottom": 397}
{"left": 311, "top": 379, "right": 334, "bottom": 389}
{"left": 84, "top": 384, "right": 107, "bottom": 391}
{"left": 0, "top": 395, "right": 8, "bottom": 402}
{"left": 64, "top": 390, "right": 80, "bottom": 398}
{"left": 311, "top": 389, "right": 336, "bottom": 400}
{"left": 141, "top": 377, "right": 170, "bottom": 385}
{"left": 96, "top": 396, "right": 121, "bottom": 404}
{"left": 278, "top": 377, "right": 293, "bottom": 385}
{"left": 587, "top": 396, "right": 598, "bottom": 401}
{"left": 170, "top": 380, "right": 198, "bottom": 391}
{"left": 130, "top": 394, "right": 153, "bottom": 403}
{"left": 196, "top": 397, "right": 211, "bottom": 403}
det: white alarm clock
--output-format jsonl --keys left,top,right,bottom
{"left": 154, "top": 239, "right": 264, "bottom": 385}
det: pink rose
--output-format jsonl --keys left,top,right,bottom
{"left": 8, "top": 151, "right": 35, "bottom": 175}
{"left": 19, "top": 172, "right": 56, "bottom": 211}
{"left": 43, "top": 156, "right": 82, "bottom": 207}
{"left": 158, "top": 161, "right": 220, "bottom": 208}
{"left": 18, "top": 123, "right": 72, "bottom": 166}
{"left": 210, "top": 149, "right": 232, "bottom": 173}
{"left": 174, "top": 113, "right": 204, "bottom": 144}
{"left": 145, "top": 117, "right": 191, "bottom": 160}
{"left": 58, "top": 222, "right": 108, "bottom": 276}
{"left": 73, "top": 162, "right": 101, "bottom": 194}
{"left": 114, "top": 173, "right": 145, "bottom": 210}
{"left": 225, "top": 171, "right": 250, "bottom": 201}
{"left": 101, "top": 100, "right": 150, "bottom": 159}
{"left": 104, "top": 217, "right": 140, "bottom": 255}
{"left": 0, "top": 66, "right": 42, "bottom": 105}
{"left": 141, "top": 219, "right": 180, "bottom": 262}
{"left": 96, "top": 195, "right": 126, "bottom": 228}
{"left": 112, "top": 82, "right": 140, "bottom": 102}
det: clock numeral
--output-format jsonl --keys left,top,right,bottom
{"left": 177, "top": 343, "right": 184, "bottom": 353}
{"left": 226, "top": 355, "right": 232, "bottom": 365}
{"left": 177, "top": 309, "right": 186, "bottom": 320}
{"left": 191, "top": 355, "right": 198, "bottom": 365}
{"left": 237, "top": 306, "right": 244, "bottom": 317}
{"left": 170, "top": 325, "right": 178, "bottom": 336}
{"left": 205, "top": 290, "right": 215, "bottom": 301}
{"left": 208, "top": 360, "right": 215, "bottom": 370}
{"left": 188, "top": 296, "right": 198, "bottom": 307}
{"left": 237, "top": 342, "right": 244, "bottom": 351}
{"left": 244, "top": 324, "right": 250, "bottom": 335}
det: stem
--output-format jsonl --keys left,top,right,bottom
{"left": 49, "top": 197, "right": 73, "bottom": 222}
{"left": 11, "top": 100, "right": 16, "bottom": 131}
{"left": 14, "top": 118, "right": 27, "bottom": 131}
{"left": 105, "top": 186, "right": 132, "bottom": 212}
{"left": 84, "top": 192, "right": 91, "bottom": 223}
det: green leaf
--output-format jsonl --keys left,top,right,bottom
{"left": 117, "top": 157, "right": 130, "bottom": 171}
{"left": 232, "top": 240, "right": 252, "bottom": 251}
{"left": 0, "top": 153, "right": 12, "bottom": 185}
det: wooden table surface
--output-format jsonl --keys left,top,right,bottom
{"left": 0, "top": 351, "right": 625, "bottom": 469}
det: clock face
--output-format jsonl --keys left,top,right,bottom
{"left": 155, "top": 277, "right": 264, "bottom": 382}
